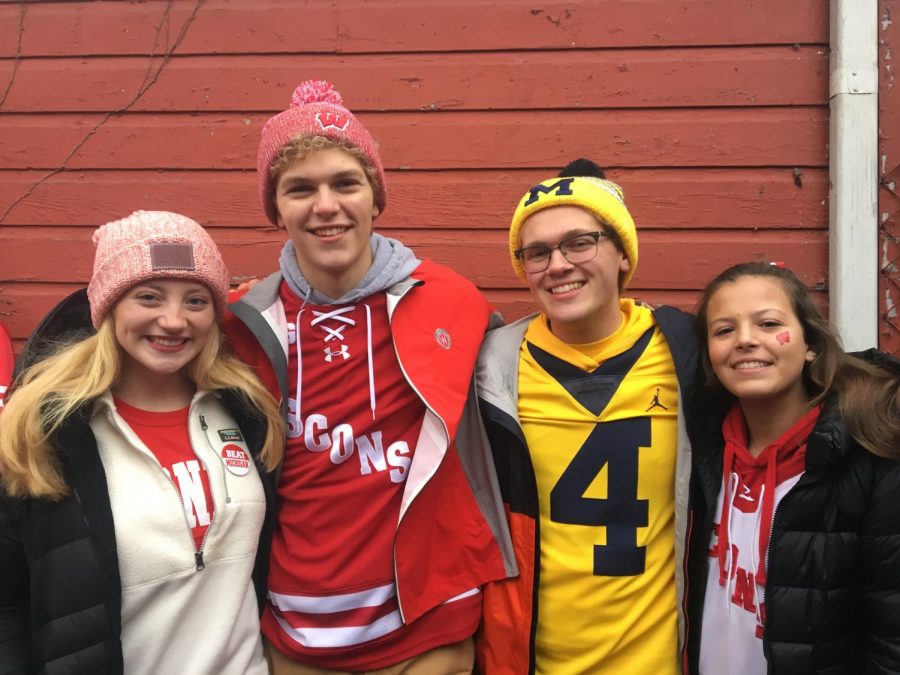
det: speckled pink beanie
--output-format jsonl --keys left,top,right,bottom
{"left": 256, "top": 80, "right": 387, "bottom": 225}
{"left": 87, "top": 210, "right": 230, "bottom": 328}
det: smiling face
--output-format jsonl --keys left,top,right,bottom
{"left": 274, "top": 146, "right": 380, "bottom": 299}
{"left": 112, "top": 279, "right": 215, "bottom": 385}
{"left": 518, "top": 205, "right": 630, "bottom": 344}
{"left": 705, "top": 275, "right": 814, "bottom": 412}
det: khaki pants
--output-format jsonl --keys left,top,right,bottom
{"left": 264, "top": 637, "right": 475, "bottom": 675}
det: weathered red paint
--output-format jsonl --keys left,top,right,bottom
{"left": 0, "top": 0, "right": 830, "bottom": 350}
{"left": 0, "top": 109, "right": 828, "bottom": 171}
{"left": 0, "top": 0, "right": 828, "bottom": 58}
{"left": 0, "top": 48, "right": 828, "bottom": 113}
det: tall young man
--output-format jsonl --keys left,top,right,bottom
{"left": 224, "top": 80, "right": 515, "bottom": 673}
{"left": 476, "top": 161, "right": 698, "bottom": 674}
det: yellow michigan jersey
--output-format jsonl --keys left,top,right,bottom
{"left": 519, "top": 299, "right": 679, "bottom": 674}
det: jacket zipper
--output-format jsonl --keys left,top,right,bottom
{"left": 682, "top": 509, "right": 694, "bottom": 674}
{"left": 107, "top": 398, "right": 219, "bottom": 572}
{"left": 761, "top": 496, "right": 781, "bottom": 667}
{"left": 106, "top": 405, "right": 200, "bottom": 565}
{"left": 386, "top": 288, "right": 452, "bottom": 468}
{"left": 761, "top": 471, "right": 816, "bottom": 666}
{"left": 385, "top": 281, "right": 451, "bottom": 624}
{"left": 189, "top": 408, "right": 219, "bottom": 571}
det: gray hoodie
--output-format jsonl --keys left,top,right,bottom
{"left": 278, "top": 233, "right": 420, "bottom": 306}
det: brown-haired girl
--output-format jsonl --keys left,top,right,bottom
{"left": 686, "top": 261, "right": 900, "bottom": 674}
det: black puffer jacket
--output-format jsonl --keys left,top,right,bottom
{"left": 685, "top": 350, "right": 900, "bottom": 674}
{"left": 0, "top": 290, "right": 277, "bottom": 675}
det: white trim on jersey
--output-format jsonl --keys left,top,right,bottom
{"left": 270, "top": 583, "right": 396, "bottom": 614}
{"left": 272, "top": 607, "right": 403, "bottom": 649}
{"left": 268, "top": 584, "right": 480, "bottom": 649}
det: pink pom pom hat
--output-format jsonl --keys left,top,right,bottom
{"left": 256, "top": 80, "right": 387, "bottom": 225}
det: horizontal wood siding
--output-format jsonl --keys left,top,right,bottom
{"left": 0, "top": 0, "right": 829, "bottom": 352}
{"left": 0, "top": 0, "right": 829, "bottom": 56}
{"left": 1, "top": 48, "right": 828, "bottom": 112}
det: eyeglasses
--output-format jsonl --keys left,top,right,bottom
{"left": 514, "top": 231, "right": 609, "bottom": 274}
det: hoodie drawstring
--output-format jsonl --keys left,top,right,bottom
{"left": 755, "top": 450, "right": 779, "bottom": 587}
{"left": 721, "top": 469, "right": 740, "bottom": 615}
{"left": 717, "top": 438, "right": 738, "bottom": 587}
{"left": 294, "top": 308, "right": 305, "bottom": 426}
{"left": 364, "top": 304, "right": 376, "bottom": 420}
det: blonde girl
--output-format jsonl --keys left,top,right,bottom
{"left": 0, "top": 211, "right": 284, "bottom": 675}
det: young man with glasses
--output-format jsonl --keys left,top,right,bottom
{"left": 475, "top": 160, "right": 698, "bottom": 674}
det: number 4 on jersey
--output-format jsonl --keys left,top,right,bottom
{"left": 550, "top": 417, "right": 650, "bottom": 576}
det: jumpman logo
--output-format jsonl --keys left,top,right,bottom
{"left": 645, "top": 388, "right": 669, "bottom": 412}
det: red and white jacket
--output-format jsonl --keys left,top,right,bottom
{"left": 223, "top": 259, "right": 517, "bottom": 627}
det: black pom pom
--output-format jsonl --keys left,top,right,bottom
{"left": 558, "top": 158, "right": 606, "bottom": 179}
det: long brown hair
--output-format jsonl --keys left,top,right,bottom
{"left": 695, "top": 262, "right": 900, "bottom": 459}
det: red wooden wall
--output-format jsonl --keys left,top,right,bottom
{"left": 0, "top": 0, "right": 830, "bottom": 353}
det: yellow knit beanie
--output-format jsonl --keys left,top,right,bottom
{"left": 508, "top": 176, "right": 638, "bottom": 287}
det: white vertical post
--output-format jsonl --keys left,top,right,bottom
{"left": 829, "top": 0, "right": 879, "bottom": 350}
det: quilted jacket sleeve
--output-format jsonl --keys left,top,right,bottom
{"left": 0, "top": 493, "right": 31, "bottom": 674}
{"left": 860, "top": 457, "right": 900, "bottom": 674}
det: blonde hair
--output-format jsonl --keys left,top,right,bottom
{"left": 0, "top": 317, "right": 284, "bottom": 500}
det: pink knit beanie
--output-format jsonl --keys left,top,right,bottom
{"left": 87, "top": 210, "right": 230, "bottom": 328}
{"left": 256, "top": 80, "right": 387, "bottom": 225}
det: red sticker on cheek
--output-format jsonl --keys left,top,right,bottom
{"left": 776, "top": 331, "right": 791, "bottom": 345}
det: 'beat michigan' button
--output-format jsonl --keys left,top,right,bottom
{"left": 221, "top": 444, "right": 251, "bottom": 476}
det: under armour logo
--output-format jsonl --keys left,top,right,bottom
{"left": 324, "top": 345, "right": 350, "bottom": 362}
{"left": 316, "top": 111, "right": 350, "bottom": 131}
{"left": 645, "top": 388, "right": 669, "bottom": 412}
